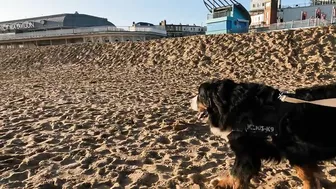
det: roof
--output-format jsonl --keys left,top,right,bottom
{"left": 135, "top": 22, "right": 154, "bottom": 26}
{"left": 0, "top": 13, "right": 109, "bottom": 24}
{"left": 0, "top": 13, "right": 115, "bottom": 33}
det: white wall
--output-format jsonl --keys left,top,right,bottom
{"left": 251, "top": 13, "right": 265, "bottom": 25}
{"left": 279, "top": 4, "right": 336, "bottom": 22}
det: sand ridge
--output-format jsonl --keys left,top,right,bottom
{"left": 0, "top": 26, "right": 336, "bottom": 188}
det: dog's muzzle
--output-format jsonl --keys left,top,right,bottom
{"left": 190, "top": 95, "right": 208, "bottom": 120}
{"left": 197, "top": 110, "right": 208, "bottom": 120}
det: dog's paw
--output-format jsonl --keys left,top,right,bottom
{"left": 210, "top": 176, "right": 239, "bottom": 189}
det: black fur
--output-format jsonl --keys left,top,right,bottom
{"left": 196, "top": 79, "right": 336, "bottom": 187}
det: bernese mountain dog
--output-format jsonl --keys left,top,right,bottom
{"left": 190, "top": 78, "right": 336, "bottom": 189}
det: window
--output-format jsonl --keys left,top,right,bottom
{"left": 253, "top": 4, "right": 255, "bottom": 8}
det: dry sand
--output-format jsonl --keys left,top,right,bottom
{"left": 0, "top": 26, "right": 336, "bottom": 189}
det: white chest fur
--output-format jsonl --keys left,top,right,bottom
{"left": 210, "top": 127, "right": 230, "bottom": 141}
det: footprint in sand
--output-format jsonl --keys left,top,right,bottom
{"left": 155, "top": 164, "right": 173, "bottom": 173}
{"left": 0, "top": 131, "right": 16, "bottom": 140}
{"left": 21, "top": 152, "right": 53, "bottom": 167}
{"left": 60, "top": 155, "right": 76, "bottom": 166}
{"left": 0, "top": 155, "right": 25, "bottom": 169}
{"left": 8, "top": 138, "right": 27, "bottom": 146}
{"left": 1, "top": 170, "right": 30, "bottom": 182}
{"left": 128, "top": 170, "right": 159, "bottom": 187}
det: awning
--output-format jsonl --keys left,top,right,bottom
{"left": 237, "top": 19, "right": 250, "bottom": 23}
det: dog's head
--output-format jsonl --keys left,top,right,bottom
{"left": 190, "top": 79, "right": 236, "bottom": 132}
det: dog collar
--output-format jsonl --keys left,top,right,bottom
{"left": 244, "top": 124, "right": 278, "bottom": 136}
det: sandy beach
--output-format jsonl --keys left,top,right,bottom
{"left": 0, "top": 26, "right": 336, "bottom": 188}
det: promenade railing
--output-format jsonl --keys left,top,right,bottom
{"left": 0, "top": 25, "right": 167, "bottom": 41}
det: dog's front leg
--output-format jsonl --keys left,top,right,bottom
{"left": 293, "top": 164, "right": 322, "bottom": 189}
{"left": 211, "top": 136, "right": 262, "bottom": 189}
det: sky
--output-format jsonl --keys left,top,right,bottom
{"left": 0, "top": 0, "right": 307, "bottom": 26}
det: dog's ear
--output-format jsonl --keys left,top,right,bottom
{"left": 212, "top": 79, "right": 236, "bottom": 120}
{"left": 198, "top": 79, "right": 237, "bottom": 109}
{"left": 215, "top": 79, "right": 236, "bottom": 106}
{"left": 199, "top": 79, "right": 235, "bottom": 130}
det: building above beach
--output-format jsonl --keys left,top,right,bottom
{"left": 203, "top": 0, "right": 251, "bottom": 34}
{"left": 0, "top": 12, "right": 167, "bottom": 49}
{"left": 249, "top": 0, "right": 336, "bottom": 32}
{"left": 250, "top": 0, "right": 281, "bottom": 26}
{"left": 0, "top": 12, "right": 115, "bottom": 34}
{"left": 158, "top": 20, "right": 206, "bottom": 38}
{"left": 278, "top": 2, "right": 336, "bottom": 22}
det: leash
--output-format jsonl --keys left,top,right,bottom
{"left": 278, "top": 93, "right": 336, "bottom": 108}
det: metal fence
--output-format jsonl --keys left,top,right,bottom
{"left": 0, "top": 25, "right": 167, "bottom": 41}
{"left": 250, "top": 18, "right": 334, "bottom": 33}
{"left": 269, "top": 18, "right": 332, "bottom": 30}
{"left": 280, "top": 1, "right": 336, "bottom": 9}
{"left": 280, "top": 3, "right": 312, "bottom": 9}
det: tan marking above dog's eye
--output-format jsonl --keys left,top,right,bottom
{"left": 198, "top": 102, "right": 207, "bottom": 111}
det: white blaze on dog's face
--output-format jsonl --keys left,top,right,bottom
{"left": 190, "top": 95, "right": 208, "bottom": 120}
{"left": 190, "top": 95, "right": 199, "bottom": 111}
